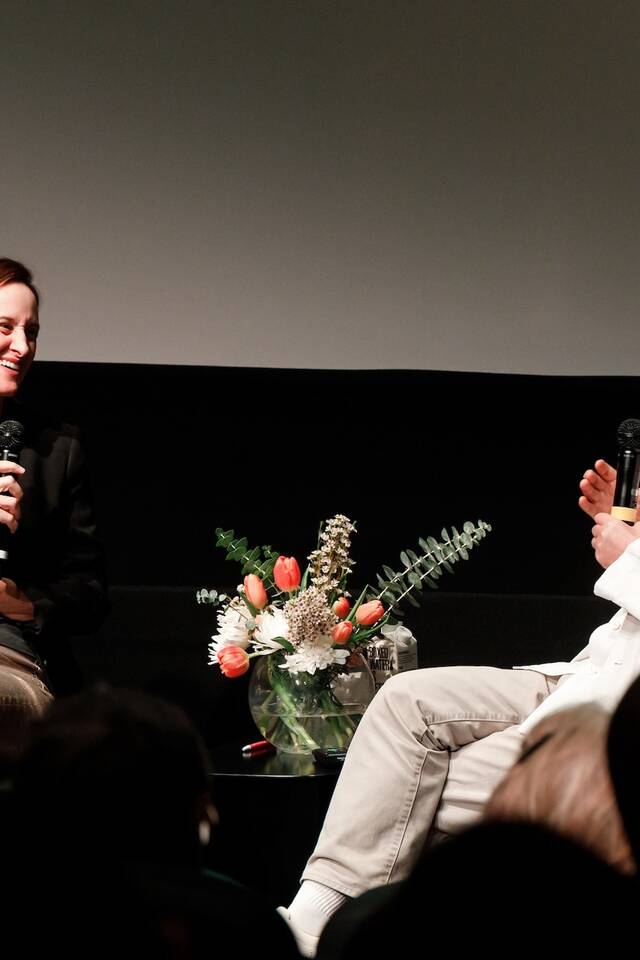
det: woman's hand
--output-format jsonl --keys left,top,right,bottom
{"left": 0, "top": 460, "right": 24, "bottom": 534}
{"left": 0, "top": 577, "right": 35, "bottom": 620}
{"left": 591, "top": 513, "right": 640, "bottom": 569}
{"left": 0, "top": 462, "right": 32, "bottom": 619}
{"left": 579, "top": 459, "right": 618, "bottom": 519}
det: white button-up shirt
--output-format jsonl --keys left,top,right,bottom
{"left": 516, "top": 538, "right": 640, "bottom": 735}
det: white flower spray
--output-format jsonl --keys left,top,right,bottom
{"left": 307, "top": 514, "right": 356, "bottom": 595}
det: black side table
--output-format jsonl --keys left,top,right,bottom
{"left": 206, "top": 743, "right": 339, "bottom": 907}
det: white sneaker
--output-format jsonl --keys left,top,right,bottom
{"left": 276, "top": 905, "right": 320, "bottom": 958}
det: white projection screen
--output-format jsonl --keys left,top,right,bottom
{"left": 2, "top": 0, "right": 639, "bottom": 374}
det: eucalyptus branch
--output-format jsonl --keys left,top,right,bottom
{"left": 380, "top": 557, "right": 440, "bottom": 611}
{"left": 368, "top": 520, "right": 492, "bottom": 617}
{"left": 215, "top": 527, "right": 281, "bottom": 590}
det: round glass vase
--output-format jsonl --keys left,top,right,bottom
{"left": 248, "top": 651, "right": 376, "bottom": 755}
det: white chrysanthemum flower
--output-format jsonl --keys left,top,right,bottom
{"left": 208, "top": 638, "right": 227, "bottom": 665}
{"left": 253, "top": 607, "right": 290, "bottom": 653}
{"left": 281, "top": 639, "right": 350, "bottom": 674}
{"left": 210, "top": 600, "right": 252, "bottom": 652}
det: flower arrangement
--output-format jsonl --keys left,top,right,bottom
{"left": 198, "top": 516, "right": 491, "bottom": 754}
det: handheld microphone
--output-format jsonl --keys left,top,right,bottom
{"left": 611, "top": 418, "right": 640, "bottom": 524}
{"left": 0, "top": 419, "right": 25, "bottom": 573}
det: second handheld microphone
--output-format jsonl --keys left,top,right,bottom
{"left": 0, "top": 419, "right": 25, "bottom": 575}
{"left": 611, "top": 418, "right": 640, "bottom": 524}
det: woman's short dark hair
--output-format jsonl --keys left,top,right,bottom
{"left": 0, "top": 258, "right": 40, "bottom": 307}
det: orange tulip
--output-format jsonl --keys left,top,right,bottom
{"left": 244, "top": 574, "right": 268, "bottom": 610}
{"left": 355, "top": 600, "right": 385, "bottom": 626}
{"left": 333, "top": 596, "right": 351, "bottom": 618}
{"left": 332, "top": 621, "right": 353, "bottom": 645}
{"left": 217, "top": 645, "right": 250, "bottom": 678}
{"left": 273, "top": 556, "right": 301, "bottom": 592}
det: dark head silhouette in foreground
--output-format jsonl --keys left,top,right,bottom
{"left": 3, "top": 684, "right": 297, "bottom": 959}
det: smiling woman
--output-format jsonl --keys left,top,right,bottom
{"left": 0, "top": 259, "right": 108, "bottom": 771}
{"left": 0, "top": 264, "right": 39, "bottom": 400}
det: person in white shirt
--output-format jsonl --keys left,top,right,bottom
{"left": 278, "top": 458, "right": 640, "bottom": 957}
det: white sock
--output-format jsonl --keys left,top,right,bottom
{"left": 287, "top": 880, "right": 349, "bottom": 937}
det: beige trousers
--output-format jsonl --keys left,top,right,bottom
{"left": 302, "top": 665, "right": 560, "bottom": 897}
{"left": 0, "top": 646, "right": 53, "bottom": 766}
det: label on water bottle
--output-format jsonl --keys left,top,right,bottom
{"left": 364, "top": 624, "right": 418, "bottom": 691}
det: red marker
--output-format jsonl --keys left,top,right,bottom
{"left": 241, "top": 739, "right": 276, "bottom": 755}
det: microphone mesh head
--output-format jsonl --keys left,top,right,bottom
{"left": 617, "top": 418, "right": 640, "bottom": 452}
{"left": 0, "top": 420, "right": 25, "bottom": 454}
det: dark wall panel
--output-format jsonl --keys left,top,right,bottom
{"left": 19, "top": 363, "right": 640, "bottom": 597}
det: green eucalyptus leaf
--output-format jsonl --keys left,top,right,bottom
{"left": 271, "top": 636, "right": 294, "bottom": 654}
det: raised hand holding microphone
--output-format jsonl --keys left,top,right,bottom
{"left": 591, "top": 513, "right": 639, "bottom": 569}
{"left": 579, "top": 459, "right": 617, "bottom": 519}
{"left": 586, "top": 419, "right": 640, "bottom": 568}
{"left": 0, "top": 420, "right": 25, "bottom": 568}
{"left": 0, "top": 419, "right": 34, "bottom": 620}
